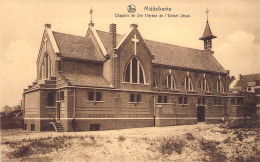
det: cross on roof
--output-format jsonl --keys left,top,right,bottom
{"left": 90, "top": 7, "right": 93, "bottom": 23}
{"left": 132, "top": 34, "right": 139, "bottom": 55}
{"left": 205, "top": 8, "right": 210, "bottom": 22}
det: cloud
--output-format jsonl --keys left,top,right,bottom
{"left": 215, "top": 31, "right": 260, "bottom": 82}
{"left": 0, "top": 40, "right": 37, "bottom": 109}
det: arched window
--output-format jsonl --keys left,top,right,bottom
{"left": 200, "top": 77, "right": 209, "bottom": 91}
{"left": 217, "top": 79, "right": 224, "bottom": 92}
{"left": 39, "top": 54, "right": 52, "bottom": 80}
{"left": 164, "top": 74, "right": 176, "bottom": 89}
{"left": 183, "top": 75, "right": 193, "bottom": 91}
{"left": 125, "top": 57, "right": 146, "bottom": 84}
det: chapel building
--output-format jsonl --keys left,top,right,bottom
{"left": 22, "top": 16, "right": 243, "bottom": 132}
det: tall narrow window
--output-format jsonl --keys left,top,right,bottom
{"left": 200, "top": 77, "right": 209, "bottom": 91}
{"left": 124, "top": 56, "right": 146, "bottom": 84}
{"left": 45, "top": 55, "right": 48, "bottom": 78}
{"left": 47, "top": 92, "right": 55, "bottom": 106}
{"left": 164, "top": 74, "right": 176, "bottom": 89}
{"left": 183, "top": 75, "right": 193, "bottom": 91}
{"left": 217, "top": 79, "right": 224, "bottom": 93}
{"left": 153, "top": 76, "right": 157, "bottom": 87}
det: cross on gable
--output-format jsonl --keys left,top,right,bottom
{"left": 132, "top": 34, "right": 139, "bottom": 55}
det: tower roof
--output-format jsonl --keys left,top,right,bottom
{"left": 199, "top": 21, "right": 217, "bottom": 40}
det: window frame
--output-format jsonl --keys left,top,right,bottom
{"left": 217, "top": 79, "right": 225, "bottom": 93}
{"left": 183, "top": 75, "right": 193, "bottom": 91}
{"left": 47, "top": 92, "right": 55, "bottom": 107}
{"left": 129, "top": 93, "right": 142, "bottom": 104}
{"left": 178, "top": 96, "right": 189, "bottom": 105}
{"left": 87, "top": 90, "right": 103, "bottom": 103}
{"left": 200, "top": 77, "right": 209, "bottom": 91}
{"left": 124, "top": 56, "right": 146, "bottom": 84}
{"left": 164, "top": 74, "right": 176, "bottom": 89}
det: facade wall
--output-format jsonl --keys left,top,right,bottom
{"left": 37, "top": 30, "right": 57, "bottom": 81}
{"left": 24, "top": 91, "right": 41, "bottom": 131}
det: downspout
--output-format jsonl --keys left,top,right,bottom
{"left": 73, "top": 88, "right": 76, "bottom": 119}
{"left": 154, "top": 95, "right": 156, "bottom": 127}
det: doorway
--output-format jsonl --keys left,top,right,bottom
{"left": 197, "top": 106, "right": 205, "bottom": 122}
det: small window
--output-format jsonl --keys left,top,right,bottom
{"left": 184, "top": 97, "right": 188, "bottom": 104}
{"left": 137, "top": 94, "right": 142, "bottom": 102}
{"left": 202, "top": 98, "right": 206, "bottom": 105}
{"left": 214, "top": 97, "right": 218, "bottom": 105}
{"left": 248, "top": 87, "right": 251, "bottom": 91}
{"left": 60, "top": 91, "right": 64, "bottom": 101}
{"left": 237, "top": 98, "right": 243, "bottom": 105}
{"left": 158, "top": 96, "right": 163, "bottom": 103}
{"left": 214, "top": 97, "right": 222, "bottom": 105}
{"left": 88, "top": 91, "right": 94, "bottom": 101}
{"left": 218, "top": 99, "right": 222, "bottom": 105}
{"left": 164, "top": 96, "right": 168, "bottom": 103}
{"left": 130, "top": 94, "right": 135, "bottom": 102}
{"left": 47, "top": 92, "right": 55, "bottom": 106}
{"left": 198, "top": 98, "right": 201, "bottom": 105}
{"left": 90, "top": 124, "right": 100, "bottom": 131}
{"left": 231, "top": 98, "right": 235, "bottom": 105}
{"left": 31, "top": 124, "right": 35, "bottom": 131}
{"left": 96, "top": 92, "right": 102, "bottom": 101}
{"left": 179, "top": 97, "right": 183, "bottom": 104}
{"left": 24, "top": 124, "right": 27, "bottom": 130}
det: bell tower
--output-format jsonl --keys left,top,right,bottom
{"left": 199, "top": 9, "right": 217, "bottom": 51}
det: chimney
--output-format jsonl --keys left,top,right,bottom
{"left": 130, "top": 24, "right": 138, "bottom": 29}
{"left": 110, "top": 24, "right": 117, "bottom": 49}
{"left": 45, "top": 24, "right": 51, "bottom": 29}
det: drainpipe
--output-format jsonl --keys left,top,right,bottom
{"left": 73, "top": 88, "right": 76, "bottom": 119}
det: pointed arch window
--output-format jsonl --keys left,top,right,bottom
{"left": 164, "top": 74, "right": 176, "bottom": 89}
{"left": 217, "top": 79, "right": 224, "bottom": 93}
{"left": 183, "top": 75, "right": 193, "bottom": 91}
{"left": 200, "top": 77, "right": 209, "bottom": 91}
{"left": 125, "top": 57, "right": 146, "bottom": 84}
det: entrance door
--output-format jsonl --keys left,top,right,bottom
{"left": 197, "top": 106, "right": 205, "bottom": 122}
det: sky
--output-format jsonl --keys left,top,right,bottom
{"left": 0, "top": 0, "right": 259, "bottom": 109}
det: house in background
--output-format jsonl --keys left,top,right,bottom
{"left": 233, "top": 73, "right": 260, "bottom": 116}
{"left": 22, "top": 13, "right": 242, "bottom": 132}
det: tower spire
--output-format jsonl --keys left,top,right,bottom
{"left": 88, "top": 7, "right": 94, "bottom": 27}
{"left": 199, "top": 8, "right": 217, "bottom": 51}
{"left": 205, "top": 8, "right": 210, "bottom": 23}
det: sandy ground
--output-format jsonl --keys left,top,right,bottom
{"left": 1, "top": 123, "right": 260, "bottom": 162}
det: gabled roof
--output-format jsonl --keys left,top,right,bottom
{"left": 52, "top": 31, "right": 104, "bottom": 61}
{"left": 199, "top": 21, "right": 217, "bottom": 40}
{"left": 96, "top": 30, "right": 226, "bottom": 73}
{"left": 234, "top": 73, "right": 260, "bottom": 87}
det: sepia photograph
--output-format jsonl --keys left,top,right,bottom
{"left": 0, "top": 0, "right": 259, "bottom": 161}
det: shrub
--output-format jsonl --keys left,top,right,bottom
{"left": 185, "top": 133, "right": 195, "bottom": 141}
{"left": 225, "top": 115, "right": 260, "bottom": 129}
{"left": 11, "top": 145, "right": 30, "bottom": 158}
{"left": 118, "top": 135, "right": 126, "bottom": 141}
{"left": 199, "top": 138, "right": 227, "bottom": 161}
{"left": 160, "top": 136, "right": 186, "bottom": 155}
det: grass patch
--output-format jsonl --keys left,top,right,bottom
{"left": 160, "top": 136, "right": 186, "bottom": 155}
